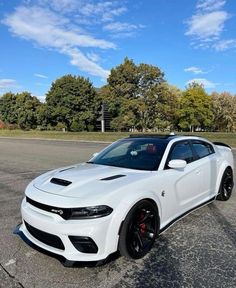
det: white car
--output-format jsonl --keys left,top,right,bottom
{"left": 17, "top": 135, "right": 234, "bottom": 265}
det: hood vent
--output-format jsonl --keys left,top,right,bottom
{"left": 59, "top": 167, "right": 75, "bottom": 173}
{"left": 50, "top": 177, "right": 72, "bottom": 186}
{"left": 100, "top": 174, "right": 126, "bottom": 181}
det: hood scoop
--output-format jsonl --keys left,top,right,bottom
{"left": 59, "top": 167, "right": 75, "bottom": 173}
{"left": 100, "top": 174, "right": 126, "bottom": 181}
{"left": 50, "top": 178, "right": 72, "bottom": 186}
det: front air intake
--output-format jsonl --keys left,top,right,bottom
{"left": 25, "top": 221, "right": 65, "bottom": 250}
{"left": 69, "top": 236, "right": 98, "bottom": 253}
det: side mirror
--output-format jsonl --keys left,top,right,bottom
{"left": 92, "top": 152, "right": 99, "bottom": 158}
{"left": 168, "top": 159, "right": 187, "bottom": 170}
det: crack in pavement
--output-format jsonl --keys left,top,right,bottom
{"left": 0, "top": 262, "right": 24, "bottom": 288}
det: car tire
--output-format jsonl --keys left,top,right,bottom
{"left": 118, "top": 199, "right": 159, "bottom": 259}
{"left": 216, "top": 168, "right": 234, "bottom": 201}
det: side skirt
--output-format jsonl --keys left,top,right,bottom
{"left": 159, "top": 196, "right": 216, "bottom": 234}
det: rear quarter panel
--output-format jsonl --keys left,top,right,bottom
{"left": 214, "top": 145, "right": 234, "bottom": 194}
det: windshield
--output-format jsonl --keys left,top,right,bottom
{"left": 89, "top": 138, "right": 167, "bottom": 171}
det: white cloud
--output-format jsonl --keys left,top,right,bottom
{"left": 185, "top": 0, "right": 236, "bottom": 51}
{"left": 0, "top": 79, "right": 17, "bottom": 89}
{"left": 38, "top": 0, "right": 79, "bottom": 13}
{"left": 35, "top": 95, "right": 46, "bottom": 102}
{"left": 196, "top": 0, "right": 226, "bottom": 12}
{"left": 34, "top": 73, "right": 48, "bottom": 79}
{"left": 186, "top": 78, "right": 218, "bottom": 89}
{"left": 3, "top": 5, "right": 115, "bottom": 79}
{"left": 186, "top": 11, "right": 229, "bottom": 39}
{"left": 80, "top": 2, "right": 127, "bottom": 22}
{"left": 103, "top": 22, "right": 144, "bottom": 38}
{"left": 86, "top": 52, "right": 100, "bottom": 63}
{"left": 214, "top": 39, "right": 236, "bottom": 51}
{"left": 3, "top": 6, "right": 115, "bottom": 49}
{"left": 184, "top": 66, "right": 207, "bottom": 74}
{"left": 62, "top": 47, "right": 110, "bottom": 79}
{"left": 104, "top": 22, "right": 139, "bottom": 32}
{"left": 3, "top": 1, "right": 143, "bottom": 79}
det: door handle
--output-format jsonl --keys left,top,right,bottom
{"left": 195, "top": 169, "right": 200, "bottom": 175}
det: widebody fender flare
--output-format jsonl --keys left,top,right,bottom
{"left": 215, "top": 161, "right": 233, "bottom": 195}
{"left": 104, "top": 190, "right": 162, "bottom": 254}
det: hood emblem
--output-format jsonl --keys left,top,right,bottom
{"left": 51, "top": 209, "right": 64, "bottom": 215}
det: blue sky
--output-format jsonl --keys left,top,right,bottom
{"left": 0, "top": 0, "right": 236, "bottom": 101}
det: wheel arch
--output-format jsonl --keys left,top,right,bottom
{"left": 104, "top": 191, "right": 162, "bottom": 255}
{"left": 216, "top": 163, "right": 234, "bottom": 195}
{"left": 118, "top": 197, "right": 160, "bottom": 235}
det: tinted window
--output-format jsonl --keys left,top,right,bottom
{"left": 89, "top": 139, "right": 167, "bottom": 171}
{"left": 168, "top": 141, "right": 194, "bottom": 164}
{"left": 192, "top": 141, "right": 215, "bottom": 159}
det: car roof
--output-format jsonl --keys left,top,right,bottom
{"left": 125, "top": 134, "right": 179, "bottom": 144}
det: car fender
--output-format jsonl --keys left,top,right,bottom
{"left": 215, "top": 161, "right": 233, "bottom": 195}
{"left": 104, "top": 189, "right": 162, "bottom": 254}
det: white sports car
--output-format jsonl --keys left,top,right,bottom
{"left": 17, "top": 135, "right": 234, "bottom": 265}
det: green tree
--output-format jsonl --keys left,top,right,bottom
{"left": 101, "top": 57, "right": 165, "bottom": 131}
{"left": 0, "top": 92, "right": 18, "bottom": 124}
{"left": 154, "top": 83, "right": 181, "bottom": 131}
{"left": 16, "top": 92, "right": 41, "bottom": 129}
{"left": 211, "top": 92, "right": 236, "bottom": 132}
{"left": 178, "top": 83, "right": 213, "bottom": 132}
{"left": 36, "top": 103, "right": 52, "bottom": 130}
{"left": 0, "top": 91, "right": 41, "bottom": 129}
{"left": 136, "top": 63, "right": 165, "bottom": 131}
{"left": 45, "top": 75, "right": 99, "bottom": 131}
{"left": 100, "top": 57, "right": 138, "bottom": 130}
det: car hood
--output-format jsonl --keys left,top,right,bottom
{"left": 32, "top": 163, "right": 151, "bottom": 199}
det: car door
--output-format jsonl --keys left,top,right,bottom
{"left": 191, "top": 140, "right": 217, "bottom": 199}
{"left": 158, "top": 140, "right": 202, "bottom": 224}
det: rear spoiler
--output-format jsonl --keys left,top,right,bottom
{"left": 213, "top": 142, "right": 231, "bottom": 149}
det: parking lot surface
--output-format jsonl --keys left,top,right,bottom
{"left": 0, "top": 138, "right": 235, "bottom": 288}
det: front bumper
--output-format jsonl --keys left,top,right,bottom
{"left": 19, "top": 198, "right": 118, "bottom": 262}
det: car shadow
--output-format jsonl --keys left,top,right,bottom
{"left": 123, "top": 201, "right": 236, "bottom": 288}
{"left": 115, "top": 235, "right": 183, "bottom": 288}
{"left": 208, "top": 202, "right": 236, "bottom": 247}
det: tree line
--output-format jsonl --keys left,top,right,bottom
{"left": 0, "top": 57, "right": 235, "bottom": 132}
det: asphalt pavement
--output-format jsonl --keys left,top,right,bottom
{"left": 0, "top": 138, "right": 235, "bottom": 288}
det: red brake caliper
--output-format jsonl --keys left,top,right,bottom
{"left": 140, "top": 223, "right": 146, "bottom": 234}
{"left": 139, "top": 212, "right": 146, "bottom": 234}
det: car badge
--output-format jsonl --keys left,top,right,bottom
{"left": 51, "top": 209, "right": 64, "bottom": 215}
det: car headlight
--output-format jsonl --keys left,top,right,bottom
{"left": 70, "top": 205, "right": 113, "bottom": 219}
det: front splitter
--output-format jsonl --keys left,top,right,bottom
{"left": 14, "top": 223, "right": 119, "bottom": 267}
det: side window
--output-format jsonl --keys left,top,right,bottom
{"left": 192, "top": 141, "right": 215, "bottom": 159}
{"left": 168, "top": 141, "right": 194, "bottom": 164}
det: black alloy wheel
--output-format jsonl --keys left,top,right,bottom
{"left": 119, "top": 200, "right": 159, "bottom": 259}
{"left": 217, "top": 168, "right": 234, "bottom": 201}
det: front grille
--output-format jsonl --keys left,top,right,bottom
{"left": 26, "top": 197, "right": 72, "bottom": 220}
{"left": 25, "top": 221, "right": 65, "bottom": 250}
